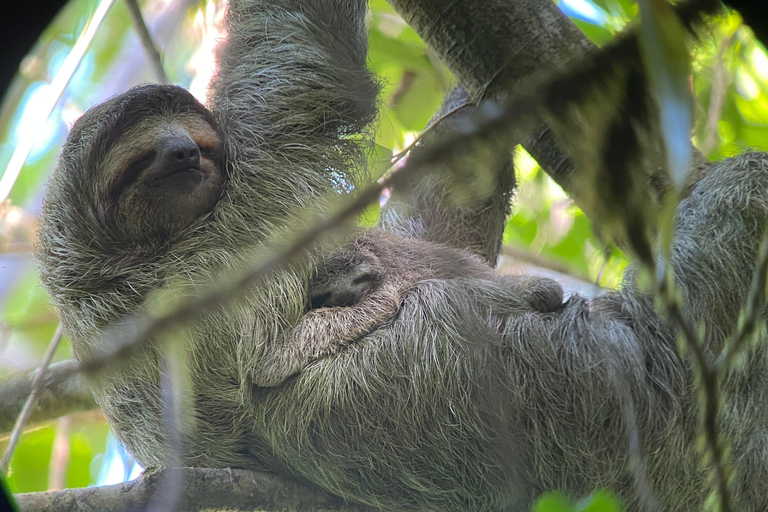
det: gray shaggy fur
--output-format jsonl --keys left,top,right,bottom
{"left": 253, "top": 228, "right": 564, "bottom": 387}
{"left": 37, "top": 0, "right": 378, "bottom": 471}
{"left": 34, "top": 0, "right": 768, "bottom": 510}
{"left": 257, "top": 153, "right": 768, "bottom": 511}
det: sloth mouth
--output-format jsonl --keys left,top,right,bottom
{"left": 144, "top": 167, "right": 207, "bottom": 194}
{"left": 149, "top": 166, "right": 202, "bottom": 185}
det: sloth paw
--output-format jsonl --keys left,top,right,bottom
{"left": 523, "top": 277, "right": 565, "bottom": 313}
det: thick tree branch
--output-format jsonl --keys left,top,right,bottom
{"left": 385, "top": 0, "right": 588, "bottom": 207}
{"left": 0, "top": 360, "right": 95, "bottom": 434}
{"left": 386, "top": 0, "right": 712, "bottom": 221}
{"left": 15, "top": 467, "right": 373, "bottom": 512}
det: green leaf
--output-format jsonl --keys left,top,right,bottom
{"left": 368, "top": 28, "right": 433, "bottom": 73}
{"left": 392, "top": 72, "right": 444, "bottom": 131}
{"left": 4, "top": 426, "right": 54, "bottom": 492}
{"left": 573, "top": 19, "right": 615, "bottom": 46}
{"left": 576, "top": 490, "right": 624, "bottom": 511}
{"left": 532, "top": 490, "right": 625, "bottom": 512}
{"left": 533, "top": 492, "right": 575, "bottom": 512}
{"left": 369, "top": 143, "right": 394, "bottom": 180}
{"left": 504, "top": 212, "right": 538, "bottom": 246}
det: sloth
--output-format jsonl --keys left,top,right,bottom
{"left": 36, "top": 0, "right": 381, "bottom": 474}
{"left": 252, "top": 228, "right": 564, "bottom": 387}
{"left": 34, "top": 0, "right": 768, "bottom": 510}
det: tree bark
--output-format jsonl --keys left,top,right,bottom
{"left": 15, "top": 467, "right": 373, "bottom": 512}
{"left": 389, "top": 0, "right": 593, "bottom": 101}
{"left": 386, "top": 0, "right": 589, "bottom": 199}
{"left": 0, "top": 360, "right": 95, "bottom": 433}
{"left": 385, "top": 0, "right": 712, "bottom": 223}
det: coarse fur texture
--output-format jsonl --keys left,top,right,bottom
{"left": 253, "top": 228, "right": 564, "bottom": 387}
{"left": 34, "top": 0, "right": 768, "bottom": 511}
{"left": 37, "top": 0, "right": 379, "bottom": 470}
{"left": 255, "top": 153, "right": 768, "bottom": 511}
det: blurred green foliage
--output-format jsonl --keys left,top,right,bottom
{"left": 534, "top": 490, "right": 624, "bottom": 512}
{"left": 6, "top": 418, "right": 107, "bottom": 492}
{"left": 0, "top": 0, "right": 766, "bottom": 507}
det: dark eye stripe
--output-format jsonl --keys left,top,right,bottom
{"left": 199, "top": 146, "right": 222, "bottom": 162}
{"left": 352, "top": 273, "right": 375, "bottom": 285}
{"left": 110, "top": 151, "right": 156, "bottom": 200}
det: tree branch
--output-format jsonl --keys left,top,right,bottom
{"left": 0, "top": 360, "right": 95, "bottom": 434}
{"left": 1, "top": 325, "right": 64, "bottom": 471}
{"left": 386, "top": 0, "right": 713, "bottom": 220}
{"left": 15, "top": 467, "right": 374, "bottom": 512}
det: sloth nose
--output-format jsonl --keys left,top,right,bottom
{"left": 146, "top": 134, "right": 203, "bottom": 186}
{"left": 159, "top": 135, "right": 201, "bottom": 172}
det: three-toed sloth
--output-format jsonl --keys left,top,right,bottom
{"left": 35, "top": 0, "right": 768, "bottom": 510}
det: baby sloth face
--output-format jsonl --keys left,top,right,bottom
{"left": 309, "top": 247, "right": 384, "bottom": 309}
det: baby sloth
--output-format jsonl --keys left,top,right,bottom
{"left": 252, "top": 229, "right": 564, "bottom": 387}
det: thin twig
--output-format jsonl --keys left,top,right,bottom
{"left": 48, "top": 416, "right": 71, "bottom": 491}
{"left": 649, "top": 175, "right": 732, "bottom": 510}
{"left": 124, "top": 0, "right": 168, "bottom": 84}
{"left": 1, "top": 323, "right": 64, "bottom": 472}
{"left": 620, "top": 380, "right": 660, "bottom": 512}
{"left": 145, "top": 344, "right": 186, "bottom": 512}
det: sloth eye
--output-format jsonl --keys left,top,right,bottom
{"left": 198, "top": 145, "right": 222, "bottom": 163}
{"left": 352, "top": 273, "right": 376, "bottom": 285}
{"left": 110, "top": 151, "right": 156, "bottom": 200}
